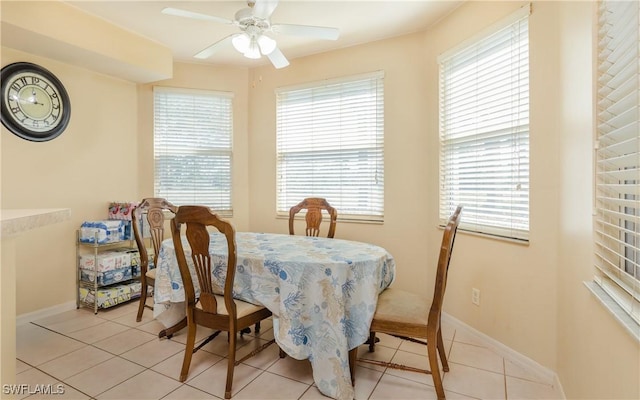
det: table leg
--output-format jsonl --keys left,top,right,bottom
{"left": 349, "top": 347, "right": 357, "bottom": 385}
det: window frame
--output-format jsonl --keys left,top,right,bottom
{"left": 587, "top": 0, "right": 640, "bottom": 341}
{"left": 437, "top": 6, "right": 531, "bottom": 242}
{"left": 275, "top": 71, "right": 385, "bottom": 222}
{"left": 153, "top": 86, "right": 234, "bottom": 217}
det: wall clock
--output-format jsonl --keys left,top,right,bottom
{"left": 1, "top": 62, "right": 71, "bottom": 142}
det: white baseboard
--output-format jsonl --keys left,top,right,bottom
{"left": 16, "top": 301, "right": 77, "bottom": 326}
{"left": 442, "top": 311, "right": 564, "bottom": 394}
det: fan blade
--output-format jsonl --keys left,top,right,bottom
{"left": 252, "top": 0, "right": 279, "bottom": 19}
{"left": 267, "top": 46, "right": 290, "bottom": 69}
{"left": 162, "top": 7, "right": 233, "bottom": 25}
{"left": 194, "top": 35, "right": 234, "bottom": 59}
{"left": 271, "top": 24, "right": 339, "bottom": 40}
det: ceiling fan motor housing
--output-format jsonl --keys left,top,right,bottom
{"left": 235, "top": 7, "right": 270, "bottom": 31}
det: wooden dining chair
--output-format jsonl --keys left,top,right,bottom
{"left": 289, "top": 197, "right": 338, "bottom": 238}
{"left": 359, "top": 205, "right": 463, "bottom": 400}
{"left": 171, "top": 205, "right": 275, "bottom": 399}
{"left": 132, "top": 197, "right": 177, "bottom": 323}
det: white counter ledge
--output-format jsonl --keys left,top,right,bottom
{"left": 1, "top": 208, "right": 71, "bottom": 238}
{"left": 1, "top": 208, "right": 71, "bottom": 394}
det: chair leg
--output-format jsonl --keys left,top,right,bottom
{"left": 136, "top": 283, "right": 148, "bottom": 322}
{"left": 437, "top": 327, "right": 449, "bottom": 372}
{"left": 179, "top": 319, "right": 197, "bottom": 382}
{"left": 368, "top": 331, "right": 376, "bottom": 352}
{"left": 225, "top": 329, "right": 237, "bottom": 399}
{"left": 255, "top": 321, "right": 261, "bottom": 333}
{"left": 159, "top": 316, "right": 187, "bottom": 339}
{"left": 427, "top": 330, "right": 446, "bottom": 400}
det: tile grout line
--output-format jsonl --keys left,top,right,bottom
{"left": 503, "top": 358, "right": 508, "bottom": 400}
{"left": 21, "top": 319, "right": 186, "bottom": 396}
{"left": 20, "top": 312, "right": 549, "bottom": 400}
{"left": 15, "top": 358, "right": 95, "bottom": 400}
{"left": 363, "top": 358, "right": 387, "bottom": 400}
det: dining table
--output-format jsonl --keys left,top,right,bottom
{"left": 153, "top": 231, "right": 395, "bottom": 400}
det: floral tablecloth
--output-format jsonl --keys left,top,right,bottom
{"left": 153, "top": 232, "right": 395, "bottom": 400}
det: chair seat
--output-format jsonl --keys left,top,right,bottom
{"left": 146, "top": 268, "right": 156, "bottom": 279}
{"left": 196, "top": 295, "right": 267, "bottom": 318}
{"left": 371, "top": 288, "right": 429, "bottom": 338}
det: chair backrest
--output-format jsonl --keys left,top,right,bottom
{"left": 171, "top": 205, "right": 237, "bottom": 317}
{"left": 428, "top": 205, "right": 463, "bottom": 324}
{"left": 132, "top": 198, "right": 178, "bottom": 272}
{"left": 288, "top": 197, "right": 338, "bottom": 238}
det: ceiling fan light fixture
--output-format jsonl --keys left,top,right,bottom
{"left": 232, "top": 33, "right": 251, "bottom": 53}
{"left": 257, "top": 35, "right": 276, "bottom": 55}
{"left": 244, "top": 38, "right": 261, "bottom": 59}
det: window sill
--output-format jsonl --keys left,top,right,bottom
{"left": 584, "top": 281, "right": 640, "bottom": 342}
{"left": 438, "top": 225, "right": 530, "bottom": 246}
{"left": 275, "top": 214, "right": 383, "bottom": 225}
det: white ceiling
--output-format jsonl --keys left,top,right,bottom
{"left": 65, "top": 0, "right": 463, "bottom": 68}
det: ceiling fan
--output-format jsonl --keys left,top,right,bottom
{"left": 162, "top": 0, "right": 340, "bottom": 69}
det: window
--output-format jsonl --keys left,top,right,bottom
{"left": 275, "top": 71, "right": 384, "bottom": 221}
{"left": 153, "top": 87, "right": 233, "bottom": 216}
{"left": 588, "top": 0, "right": 639, "bottom": 339}
{"left": 438, "top": 6, "right": 530, "bottom": 241}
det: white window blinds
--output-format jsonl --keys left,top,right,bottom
{"left": 438, "top": 6, "right": 530, "bottom": 241}
{"left": 153, "top": 87, "right": 233, "bottom": 216}
{"left": 592, "top": 0, "right": 640, "bottom": 332}
{"left": 275, "top": 71, "right": 384, "bottom": 221}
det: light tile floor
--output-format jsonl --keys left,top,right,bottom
{"left": 15, "top": 301, "right": 564, "bottom": 399}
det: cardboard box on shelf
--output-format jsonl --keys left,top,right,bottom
{"left": 79, "top": 220, "right": 126, "bottom": 244}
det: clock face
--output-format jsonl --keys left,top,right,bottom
{"left": 0, "top": 62, "right": 71, "bottom": 142}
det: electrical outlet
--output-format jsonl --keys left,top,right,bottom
{"left": 472, "top": 288, "right": 480, "bottom": 306}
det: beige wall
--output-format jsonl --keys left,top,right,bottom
{"left": 0, "top": 56, "right": 252, "bottom": 312}
{"left": 248, "top": 32, "right": 433, "bottom": 296}
{"left": 554, "top": 2, "right": 640, "bottom": 399}
{"left": 1, "top": 48, "right": 139, "bottom": 314}
{"left": 1, "top": 1, "right": 639, "bottom": 398}
{"left": 425, "top": 0, "right": 562, "bottom": 368}
{"left": 247, "top": 1, "right": 638, "bottom": 398}
{"left": 250, "top": 0, "right": 560, "bottom": 364}
{"left": 1, "top": 0, "right": 172, "bottom": 82}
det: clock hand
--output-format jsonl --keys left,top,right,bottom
{"left": 25, "top": 89, "right": 44, "bottom": 105}
{"left": 9, "top": 93, "right": 45, "bottom": 106}
{"left": 9, "top": 94, "right": 32, "bottom": 105}
{"left": 30, "top": 88, "right": 43, "bottom": 105}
